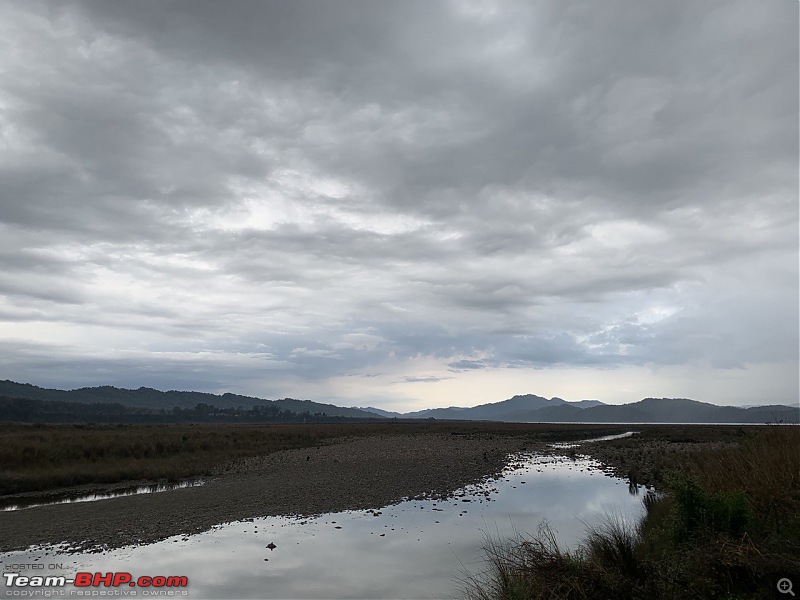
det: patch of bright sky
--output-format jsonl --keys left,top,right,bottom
{"left": 302, "top": 361, "right": 800, "bottom": 411}
{"left": 635, "top": 305, "right": 679, "bottom": 324}
{"left": 586, "top": 219, "right": 670, "bottom": 249}
{"left": 194, "top": 172, "right": 430, "bottom": 235}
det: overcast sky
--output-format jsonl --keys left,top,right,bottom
{"left": 1, "top": 1, "right": 797, "bottom": 410}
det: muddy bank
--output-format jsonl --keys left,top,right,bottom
{"left": 0, "top": 432, "right": 537, "bottom": 553}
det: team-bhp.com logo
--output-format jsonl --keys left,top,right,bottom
{"left": 3, "top": 572, "right": 188, "bottom": 597}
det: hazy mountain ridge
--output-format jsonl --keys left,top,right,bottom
{"left": 363, "top": 394, "right": 609, "bottom": 420}
{"left": 354, "top": 406, "right": 405, "bottom": 418}
{"left": 0, "top": 380, "right": 378, "bottom": 420}
{"left": 0, "top": 381, "right": 796, "bottom": 424}
{"left": 358, "top": 394, "right": 797, "bottom": 424}
{"left": 491, "top": 398, "right": 798, "bottom": 424}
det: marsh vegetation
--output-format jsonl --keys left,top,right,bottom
{"left": 466, "top": 426, "right": 799, "bottom": 599}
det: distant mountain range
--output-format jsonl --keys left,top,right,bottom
{"left": 359, "top": 393, "right": 798, "bottom": 423}
{"left": 360, "top": 394, "right": 608, "bottom": 421}
{"left": 355, "top": 396, "right": 606, "bottom": 420}
{"left": 0, "top": 381, "right": 797, "bottom": 424}
{"left": 0, "top": 380, "right": 378, "bottom": 420}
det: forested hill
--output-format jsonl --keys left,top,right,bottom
{"left": 0, "top": 380, "right": 377, "bottom": 419}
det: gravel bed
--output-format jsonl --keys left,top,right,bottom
{"left": 0, "top": 432, "right": 537, "bottom": 553}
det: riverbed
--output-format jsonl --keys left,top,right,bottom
{"left": 1, "top": 445, "right": 644, "bottom": 599}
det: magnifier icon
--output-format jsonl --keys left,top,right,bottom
{"left": 778, "top": 578, "right": 795, "bottom": 596}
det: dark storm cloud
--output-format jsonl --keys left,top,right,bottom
{"left": 0, "top": 1, "right": 796, "bottom": 403}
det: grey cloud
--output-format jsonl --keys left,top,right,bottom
{"left": 0, "top": 340, "right": 255, "bottom": 394}
{"left": 402, "top": 376, "right": 452, "bottom": 383}
{"left": 0, "top": 1, "right": 796, "bottom": 404}
{"left": 447, "top": 360, "right": 486, "bottom": 371}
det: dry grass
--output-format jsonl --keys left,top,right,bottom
{"left": 0, "top": 423, "right": 347, "bottom": 495}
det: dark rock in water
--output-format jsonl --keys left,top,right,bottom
{"left": 266, "top": 542, "right": 277, "bottom": 550}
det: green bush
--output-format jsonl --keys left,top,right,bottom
{"left": 670, "top": 473, "right": 750, "bottom": 539}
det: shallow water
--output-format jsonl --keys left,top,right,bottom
{"left": 0, "top": 480, "right": 205, "bottom": 512}
{"left": 549, "top": 430, "right": 637, "bottom": 449}
{"left": 1, "top": 451, "right": 645, "bottom": 599}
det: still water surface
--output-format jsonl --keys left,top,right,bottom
{"left": 2, "top": 446, "right": 645, "bottom": 599}
{"left": 0, "top": 480, "right": 206, "bottom": 512}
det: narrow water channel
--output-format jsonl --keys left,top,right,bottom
{"left": 1, "top": 445, "right": 645, "bottom": 599}
{"left": 0, "top": 480, "right": 206, "bottom": 512}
